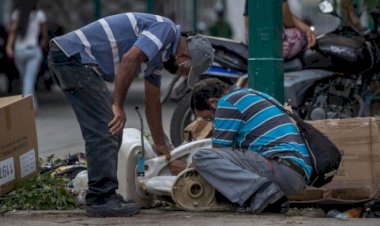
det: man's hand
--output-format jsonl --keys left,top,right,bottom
{"left": 305, "top": 29, "right": 316, "bottom": 49}
{"left": 154, "top": 144, "right": 172, "bottom": 161}
{"left": 169, "top": 159, "right": 188, "bottom": 175}
{"left": 108, "top": 104, "right": 126, "bottom": 135}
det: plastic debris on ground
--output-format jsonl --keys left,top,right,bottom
{"left": 40, "top": 153, "right": 88, "bottom": 205}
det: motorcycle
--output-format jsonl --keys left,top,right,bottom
{"left": 168, "top": 0, "right": 380, "bottom": 147}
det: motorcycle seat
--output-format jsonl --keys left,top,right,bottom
{"left": 284, "top": 58, "right": 303, "bottom": 72}
{"left": 206, "top": 36, "right": 248, "bottom": 61}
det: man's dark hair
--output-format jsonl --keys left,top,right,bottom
{"left": 191, "top": 78, "right": 229, "bottom": 112}
{"left": 163, "top": 55, "right": 178, "bottom": 73}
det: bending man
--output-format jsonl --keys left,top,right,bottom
{"left": 48, "top": 12, "right": 213, "bottom": 217}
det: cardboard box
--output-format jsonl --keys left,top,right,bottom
{"left": 0, "top": 95, "right": 38, "bottom": 196}
{"left": 289, "top": 117, "right": 380, "bottom": 203}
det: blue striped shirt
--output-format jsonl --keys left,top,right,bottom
{"left": 212, "top": 88, "right": 312, "bottom": 179}
{"left": 53, "top": 13, "right": 181, "bottom": 86}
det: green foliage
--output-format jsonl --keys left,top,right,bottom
{"left": 39, "top": 154, "right": 62, "bottom": 168}
{"left": 0, "top": 173, "right": 77, "bottom": 213}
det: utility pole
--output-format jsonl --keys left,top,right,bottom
{"left": 193, "top": 0, "right": 199, "bottom": 32}
{"left": 146, "top": 0, "right": 154, "bottom": 13}
{"left": 94, "top": 0, "right": 101, "bottom": 20}
{"left": 248, "top": 0, "right": 284, "bottom": 103}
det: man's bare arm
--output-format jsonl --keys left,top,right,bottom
{"left": 109, "top": 46, "right": 147, "bottom": 135}
{"left": 144, "top": 80, "right": 172, "bottom": 160}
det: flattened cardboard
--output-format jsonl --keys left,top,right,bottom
{"left": 289, "top": 117, "right": 380, "bottom": 203}
{"left": 0, "top": 95, "right": 38, "bottom": 196}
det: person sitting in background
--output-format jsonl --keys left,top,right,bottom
{"left": 244, "top": 0, "right": 316, "bottom": 60}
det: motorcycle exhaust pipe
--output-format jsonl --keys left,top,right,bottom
{"left": 135, "top": 106, "right": 145, "bottom": 177}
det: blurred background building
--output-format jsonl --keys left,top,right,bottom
{"left": 1, "top": 0, "right": 378, "bottom": 41}
{"left": 0, "top": 0, "right": 343, "bottom": 41}
{"left": 1, "top": 0, "right": 379, "bottom": 97}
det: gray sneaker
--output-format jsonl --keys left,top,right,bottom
{"left": 249, "top": 183, "right": 284, "bottom": 214}
{"left": 86, "top": 198, "right": 140, "bottom": 217}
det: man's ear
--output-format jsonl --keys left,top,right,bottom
{"left": 208, "top": 97, "right": 218, "bottom": 109}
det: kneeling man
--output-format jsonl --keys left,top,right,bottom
{"left": 190, "top": 78, "right": 312, "bottom": 214}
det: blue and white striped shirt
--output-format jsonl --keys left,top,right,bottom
{"left": 53, "top": 13, "right": 181, "bottom": 86}
{"left": 212, "top": 88, "right": 312, "bottom": 179}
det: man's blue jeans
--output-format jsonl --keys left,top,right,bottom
{"left": 193, "top": 148, "right": 306, "bottom": 212}
{"left": 47, "top": 43, "right": 121, "bottom": 205}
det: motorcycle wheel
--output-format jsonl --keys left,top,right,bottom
{"left": 170, "top": 92, "right": 195, "bottom": 147}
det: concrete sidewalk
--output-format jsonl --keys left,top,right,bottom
{"left": 5, "top": 76, "right": 378, "bottom": 226}
{"left": 2, "top": 209, "right": 380, "bottom": 226}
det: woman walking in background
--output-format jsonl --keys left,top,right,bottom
{"left": 6, "top": 0, "right": 48, "bottom": 112}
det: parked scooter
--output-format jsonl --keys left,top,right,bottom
{"left": 169, "top": 0, "right": 380, "bottom": 147}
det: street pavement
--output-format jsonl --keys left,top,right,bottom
{"left": 2, "top": 209, "right": 380, "bottom": 226}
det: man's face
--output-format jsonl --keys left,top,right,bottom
{"left": 195, "top": 109, "right": 215, "bottom": 122}
{"left": 173, "top": 36, "right": 192, "bottom": 77}
{"left": 194, "top": 98, "right": 217, "bottom": 122}
{"left": 175, "top": 59, "right": 192, "bottom": 77}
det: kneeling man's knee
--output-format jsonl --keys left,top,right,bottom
{"left": 192, "top": 149, "right": 219, "bottom": 168}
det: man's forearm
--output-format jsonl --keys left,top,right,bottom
{"left": 113, "top": 67, "right": 133, "bottom": 107}
{"left": 144, "top": 80, "right": 166, "bottom": 146}
{"left": 292, "top": 15, "right": 310, "bottom": 33}
{"left": 282, "top": 2, "right": 295, "bottom": 27}
{"left": 146, "top": 104, "right": 166, "bottom": 146}
{"left": 113, "top": 47, "right": 144, "bottom": 106}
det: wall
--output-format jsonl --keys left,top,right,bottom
{"left": 0, "top": 0, "right": 12, "bottom": 28}
{"left": 225, "top": 0, "right": 245, "bottom": 41}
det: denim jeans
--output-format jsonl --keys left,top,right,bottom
{"left": 47, "top": 42, "right": 122, "bottom": 205}
{"left": 14, "top": 45, "right": 43, "bottom": 109}
{"left": 192, "top": 148, "right": 306, "bottom": 208}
